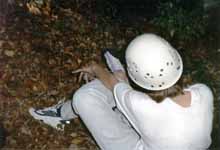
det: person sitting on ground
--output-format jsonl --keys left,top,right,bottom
{"left": 29, "top": 33, "right": 214, "bottom": 150}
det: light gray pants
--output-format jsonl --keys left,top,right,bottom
{"left": 60, "top": 79, "right": 140, "bottom": 150}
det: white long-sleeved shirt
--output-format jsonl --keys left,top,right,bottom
{"left": 114, "top": 83, "right": 214, "bottom": 150}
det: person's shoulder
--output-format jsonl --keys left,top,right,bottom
{"left": 188, "top": 83, "right": 212, "bottom": 93}
{"left": 187, "top": 83, "right": 213, "bottom": 102}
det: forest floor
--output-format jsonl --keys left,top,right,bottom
{"left": 0, "top": 2, "right": 220, "bottom": 150}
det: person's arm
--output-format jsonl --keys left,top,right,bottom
{"left": 73, "top": 61, "right": 125, "bottom": 91}
{"left": 92, "top": 63, "right": 119, "bottom": 90}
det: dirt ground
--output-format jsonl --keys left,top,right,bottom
{"left": 0, "top": 1, "right": 219, "bottom": 150}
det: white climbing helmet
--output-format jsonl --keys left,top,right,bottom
{"left": 125, "top": 33, "right": 183, "bottom": 91}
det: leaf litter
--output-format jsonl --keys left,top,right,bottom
{"left": 0, "top": 1, "right": 219, "bottom": 149}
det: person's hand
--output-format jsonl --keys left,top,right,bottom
{"left": 72, "top": 61, "right": 98, "bottom": 83}
{"left": 72, "top": 61, "right": 119, "bottom": 90}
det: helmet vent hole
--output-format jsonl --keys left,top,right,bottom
{"left": 162, "top": 82, "right": 165, "bottom": 85}
{"left": 144, "top": 76, "right": 148, "bottom": 79}
{"left": 171, "top": 62, "right": 173, "bottom": 66}
{"left": 146, "top": 73, "right": 150, "bottom": 76}
{"left": 150, "top": 76, "right": 154, "bottom": 79}
{"left": 159, "top": 85, "right": 162, "bottom": 87}
{"left": 177, "top": 66, "right": 180, "bottom": 70}
{"left": 132, "top": 62, "right": 138, "bottom": 69}
{"left": 151, "top": 85, "right": 154, "bottom": 88}
{"left": 159, "top": 74, "right": 163, "bottom": 77}
{"left": 160, "top": 69, "right": 164, "bottom": 72}
{"left": 166, "top": 62, "right": 169, "bottom": 66}
{"left": 135, "top": 70, "right": 138, "bottom": 73}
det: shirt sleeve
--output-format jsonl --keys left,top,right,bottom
{"left": 184, "top": 83, "right": 214, "bottom": 107}
{"left": 185, "top": 83, "right": 214, "bottom": 143}
{"left": 113, "top": 82, "right": 160, "bottom": 134}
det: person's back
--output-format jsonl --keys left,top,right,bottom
{"left": 114, "top": 83, "right": 213, "bottom": 150}
{"left": 151, "top": 84, "right": 212, "bottom": 149}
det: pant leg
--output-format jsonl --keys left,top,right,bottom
{"left": 72, "top": 79, "right": 140, "bottom": 150}
{"left": 60, "top": 100, "right": 78, "bottom": 120}
{"left": 60, "top": 79, "right": 116, "bottom": 120}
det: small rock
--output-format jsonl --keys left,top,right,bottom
{"left": 70, "top": 132, "right": 78, "bottom": 138}
{"left": 91, "top": 42, "right": 97, "bottom": 48}
{"left": 49, "top": 89, "right": 59, "bottom": 95}
{"left": 32, "top": 85, "right": 38, "bottom": 91}
{"left": 34, "top": 58, "right": 40, "bottom": 64}
{"left": 48, "top": 59, "right": 56, "bottom": 65}
{"left": 21, "top": 126, "right": 32, "bottom": 136}
{"left": 71, "top": 138, "right": 83, "bottom": 145}
{"left": 77, "top": 58, "right": 82, "bottom": 64}
{"left": 170, "top": 29, "right": 175, "bottom": 37}
{"left": 4, "top": 50, "right": 15, "bottom": 57}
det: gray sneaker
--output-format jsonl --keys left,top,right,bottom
{"left": 29, "top": 101, "right": 70, "bottom": 131}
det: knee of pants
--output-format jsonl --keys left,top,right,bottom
{"left": 72, "top": 88, "right": 106, "bottom": 115}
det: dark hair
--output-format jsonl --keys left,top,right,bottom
{"left": 147, "top": 75, "right": 193, "bottom": 102}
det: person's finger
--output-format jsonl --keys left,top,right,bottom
{"left": 72, "top": 69, "right": 85, "bottom": 74}
{"left": 72, "top": 66, "right": 92, "bottom": 74}
{"left": 78, "top": 72, "right": 84, "bottom": 83}
{"left": 84, "top": 74, "right": 89, "bottom": 83}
